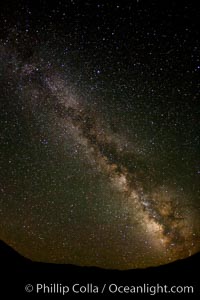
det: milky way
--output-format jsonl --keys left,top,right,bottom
{"left": 0, "top": 0, "right": 200, "bottom": 269}
{"left": 39, "top": 69, "right": 196, "bottom": 254}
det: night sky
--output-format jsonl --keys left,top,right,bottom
{"left": 0, "top": 0, "right": 200, "bottom": 270}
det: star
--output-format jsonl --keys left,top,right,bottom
{"left": 0, "top": 0, "right": 199, "bottom": 270}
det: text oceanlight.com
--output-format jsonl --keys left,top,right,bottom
{"left": 25, "top": 283, "right": 194, "bottom": 295}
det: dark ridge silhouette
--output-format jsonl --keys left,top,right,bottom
{"left": 0, "top": 240, "right": 199, "bottom": 297}
{"left": 0, "top": 240, "right": 31, "bottom": 266}
{"left": 0, "top": 240, "right": 200, "bottom": 273}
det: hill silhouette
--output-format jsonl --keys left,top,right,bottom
{"left": 0, "top": 240, "right": 199, "bottom": 298}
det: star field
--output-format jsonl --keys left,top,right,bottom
{"left": 0, "top": 0, "right": 200, "bottom": 269}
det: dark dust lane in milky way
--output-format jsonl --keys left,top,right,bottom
{"left": 0, "top": 0, "right": 200, "bottom": 269}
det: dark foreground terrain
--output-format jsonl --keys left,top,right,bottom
{"left": 0, "top": 240, "right": 199, "bottom": 298}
